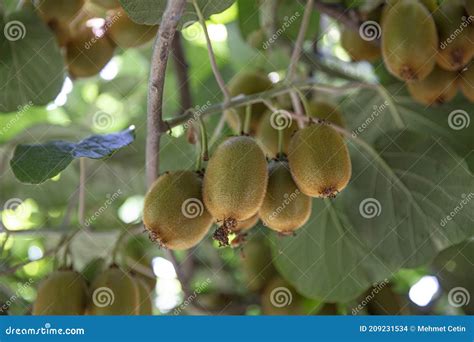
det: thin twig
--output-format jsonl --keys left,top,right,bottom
{"left": 172, "top": 32, "right": 193, "bottom": 113}
{"left": 313, "top": 0, "right": 362, "bottom": 32}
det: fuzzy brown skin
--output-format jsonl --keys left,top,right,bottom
{"left": 135, "top": 278, "right": 153, "bottom": 315}
{"left": 382, "top": 0, "right": 438, "bottom": 81}
{"left": 203, "top": 136, "right": 268, "bottom": 224}
{"left": 260, "top": 160, "right": 311, "bottom": 233}
{"left": 407, "top": 65, "right": 458, "bottom": 105}
{"left": 256, "top": 110, "right": 298, "bottom": 158}
{"left": 107, "top": 9, "right": 159, "bottom": 48}
{"left": 460, "top": 63, "right": 474, "bottom": 102}
{"left": 66, "top": 28, "right": 115, "bottom": 78}
{"left": 288, "top": 125, "right": 351, "bottom": 198}
{"left": 232, "top": 214, "right": 259, "bottom": 233}
{"left": 340, "top": 27, "right": 381, "bottom": 62}
{"left": 89, "top": 267, "right": 139, "bottom": 315}
{"left": 143, "top": 171, "right": 213, "bottom": 250}
{"left": 307, "top": 101, "right": 346, "bottom": 128}
{"left": 224, "top": 71, "right": 273, "bottom": 134}
{"left": 37, "top": 0, "right": 85, "bottom": 22}
{"left": 435, "top": 0, "right": 474, "bottom": 71}
{"left": 33, "top": 270, "right": 88, "bottom": 315}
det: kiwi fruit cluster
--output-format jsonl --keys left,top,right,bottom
{"left": 33, "top": 263, "right": 153, "bottom": 315}
{"left": 33, "top": 0, "right": 158, "bottom": 78}
{"left": 143, "top": 70, "right": 352, "bottom": 248}
{"left": 340, "top": 0, "right": 474, "bottom": 106}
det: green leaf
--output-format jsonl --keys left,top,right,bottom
{"left": 10, "top": 128, "right": 135, "bottom": 184}
{"left": 118, "top": 0, "right": 235, "bottom": 26}
{"left": 272, "top": 131, "right": 474, "bottom": 302}
{"left": 0, "top": 9, "right": 65, "bottom": 112}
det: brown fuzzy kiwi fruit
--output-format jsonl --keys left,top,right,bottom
{"left": 203, "top": 136, "right": 268, "bottom": 246}
{"left": 381, "top": 0, "right": 438, "bottom": 81}
{"left": 90, "top": 0, "right": 120, "bottom": 9}
{"left": 459, "top": 63, "right": 474, "bottom": 102}
{"left": 36, "top": 0, "right": 85, "bottom": 22}
{"left": 107, "top": 9, "right": 159, "bottom": 48}
{"left": 134, "top": 277, "right": 153, "bottom": 315}
{"left": 288, "top": 124, "right": 351, "bottom": 198}
{"left": 259, "top": 160, "right": 311, "bottom": 234}
{"left": 261, "top": 276, "right": 307, "bottom": 315}
{"left": 435, "top": 0, "right": 474, "bottom": 71}
{"left": 340, "top": 26, "right": 381, "bottom": 62}
{"left": 66, "top": 27, "right": 115, "bottom": 78}
{"left": 247, "top": 29, "right": 266, "bottom": 50}
{"left": 241, "top": 236, "right": 276, "bottom": 292}
{"left": 33, "top": 270, "right": 88, "bottom": 315}
{"left": 89, "top": 266, "right": 139, "bottom": 315}
{"left": 381, "top": 0, "right": 438, "bottom": 23}
{"left": 224, "top": 71, "right": 273, "bottom": 134}
{"left": 48, "top": 19, "right": 71, "bottom": 47}
{"left": 307, "top": 101, "right": 345, "bottom": 128}
{"left": 143, "top": 171, "right": 213, "bottom": 250}
{"left": 407, "top": 65, "right": 458, "bottom": 105}
{"left": 256, "top": 110, "right": 298, "bottom": 158}
{"left": 466, "top": 0, "right": 474, "bottom": 16}
{"left": 232, "top": 214, "right": 259, "bottom": 233}
{"left": 81, "top": 257, "right": 107, "bottom": 284}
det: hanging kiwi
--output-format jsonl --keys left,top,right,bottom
{"left": 203, "top": 136, "right": 268, "bottom": 246}
{"left": 459, "top": 62, "right": 474, "bottom": 102}
{"left": 381, "top": 0, "right": 438, "bottom": 81}
{"left": 66, "top": 27, "right": 116, "bottom": 78}
{"left": 88, "top": 266, "right": 139, "bottom": 315}
{"left": 134, "top": 277, "right": 153, "bottom": 315}
{"left": 435, "top": 0, "right": 474, "bottom": 71}
{"left": 259, "top": 160, "right": 312, "bottom": 234}
{"left": 36, "top": 0, "right": 85, "bottom": 22}
{"left": 232, "top": 214, "right": 259, "bottom": 234}
{"left": 33, "top": 270, "right": 88, "bottom": 315}
{"left": 381, "top": 0, "right": 438, "bottom": 23}
{"left": 241, "top": 236, "right": 276, "bottom": 292}
{"left": 407, "top": 65, "right": 458, "bottom": 105}
{"left": 340, "top": 26, "right": 381, "bottom": 62}
{"left": 288, "top": 123, "right": 351, "bottom": 198}
{"left": 256, "top": 110, "right": 298, "bottom": 158}
{"left": 143, "top": 171, "right": 213, "bottom": 250}
{"left": 107, "top": 9, "right": 159, "bottom": 48}
{"left": 224, "top": 71, "right": 274, "bottom": 134}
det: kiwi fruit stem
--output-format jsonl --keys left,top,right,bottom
{"left": 243, "top": 104, "right": 252, "bottom": 135}
{"left": 196, "top": 118, "right": 209, "bottom": 170}
{"left": 277, "top": 128, "right": 284, "bottom": 157}
{"left": 294, "top": 88, "right": 311, "bottom": 118}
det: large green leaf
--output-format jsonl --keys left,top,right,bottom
{"left": 118, "top": 0, "right": 235, "bottom": 25}
{"left": 0, "top": 9, "right": 65, "bottom": 112}
{"left": 272, "top": 131, "right": 474, "bottom": 302}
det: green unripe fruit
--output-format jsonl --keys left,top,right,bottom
{"left": 224, "top": 72, "right": 273, "bottom": 134}
{"left": 107, "top": 9, "right": 159, "bottom": 48}
{"left": 340, "top": 27, "right": 381, "bottom": 62}
{"left": 288, "top": 124, "right": 351, "bottom": 198}
{"left": 407, "top": 65, "right": 458, "bottom": 105}
{"left": 143, "top": 171, "right": 213, "bottom": 250}
{"left": 256, "top": 110, "right": 298, "bottom": 158}
{"left": 261, "top": 277, "right": 306, "bottom": 315}
{"left": 66, "top": 27, "right": 115, "bottom": 78}
{"left": 259, "top": 160, "right": 311, "bottom": 234}
{"left": 203, "top": 136, "right": 268, "bottom": 245}
{"left": 135, "top": 278, "right": 153, "bottom": 315}
{"left": 382, "top": 0, "right": 438, "bottom": 81}
{"left": 36, "top": 0, "right": 85, "bottom": 22}
{"left": 90, "top": 0, "right": 120, "bottom": 9}
{"left": 89, "top": 266, "right": 139, "bottom": 315}
{"left": 33, "top": 270, "right": 88, "bottom": 315}
{"left": 435, "top": 0, "right": 474, "bottom": 71}
{"left": 307, "top": 101, "right": 345, "bottom": 128}
{"left": 459, "top": 63, "right": 474, "bottom": 102}
{"left": 241, "top": 237, "right": 276, "bottom": 292}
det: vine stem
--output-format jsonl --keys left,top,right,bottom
{"left": 78, "top": 158, "right": 86, "bottom": 227}
{"left": 243, "top": 104, "right": 252, "bottom": 135}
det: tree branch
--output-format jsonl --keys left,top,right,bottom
{"left": 313, "top": 0, "right": 362, "bottom": 32}
{"left": 171, "top": 32, "right": 193, "bottom": 113}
